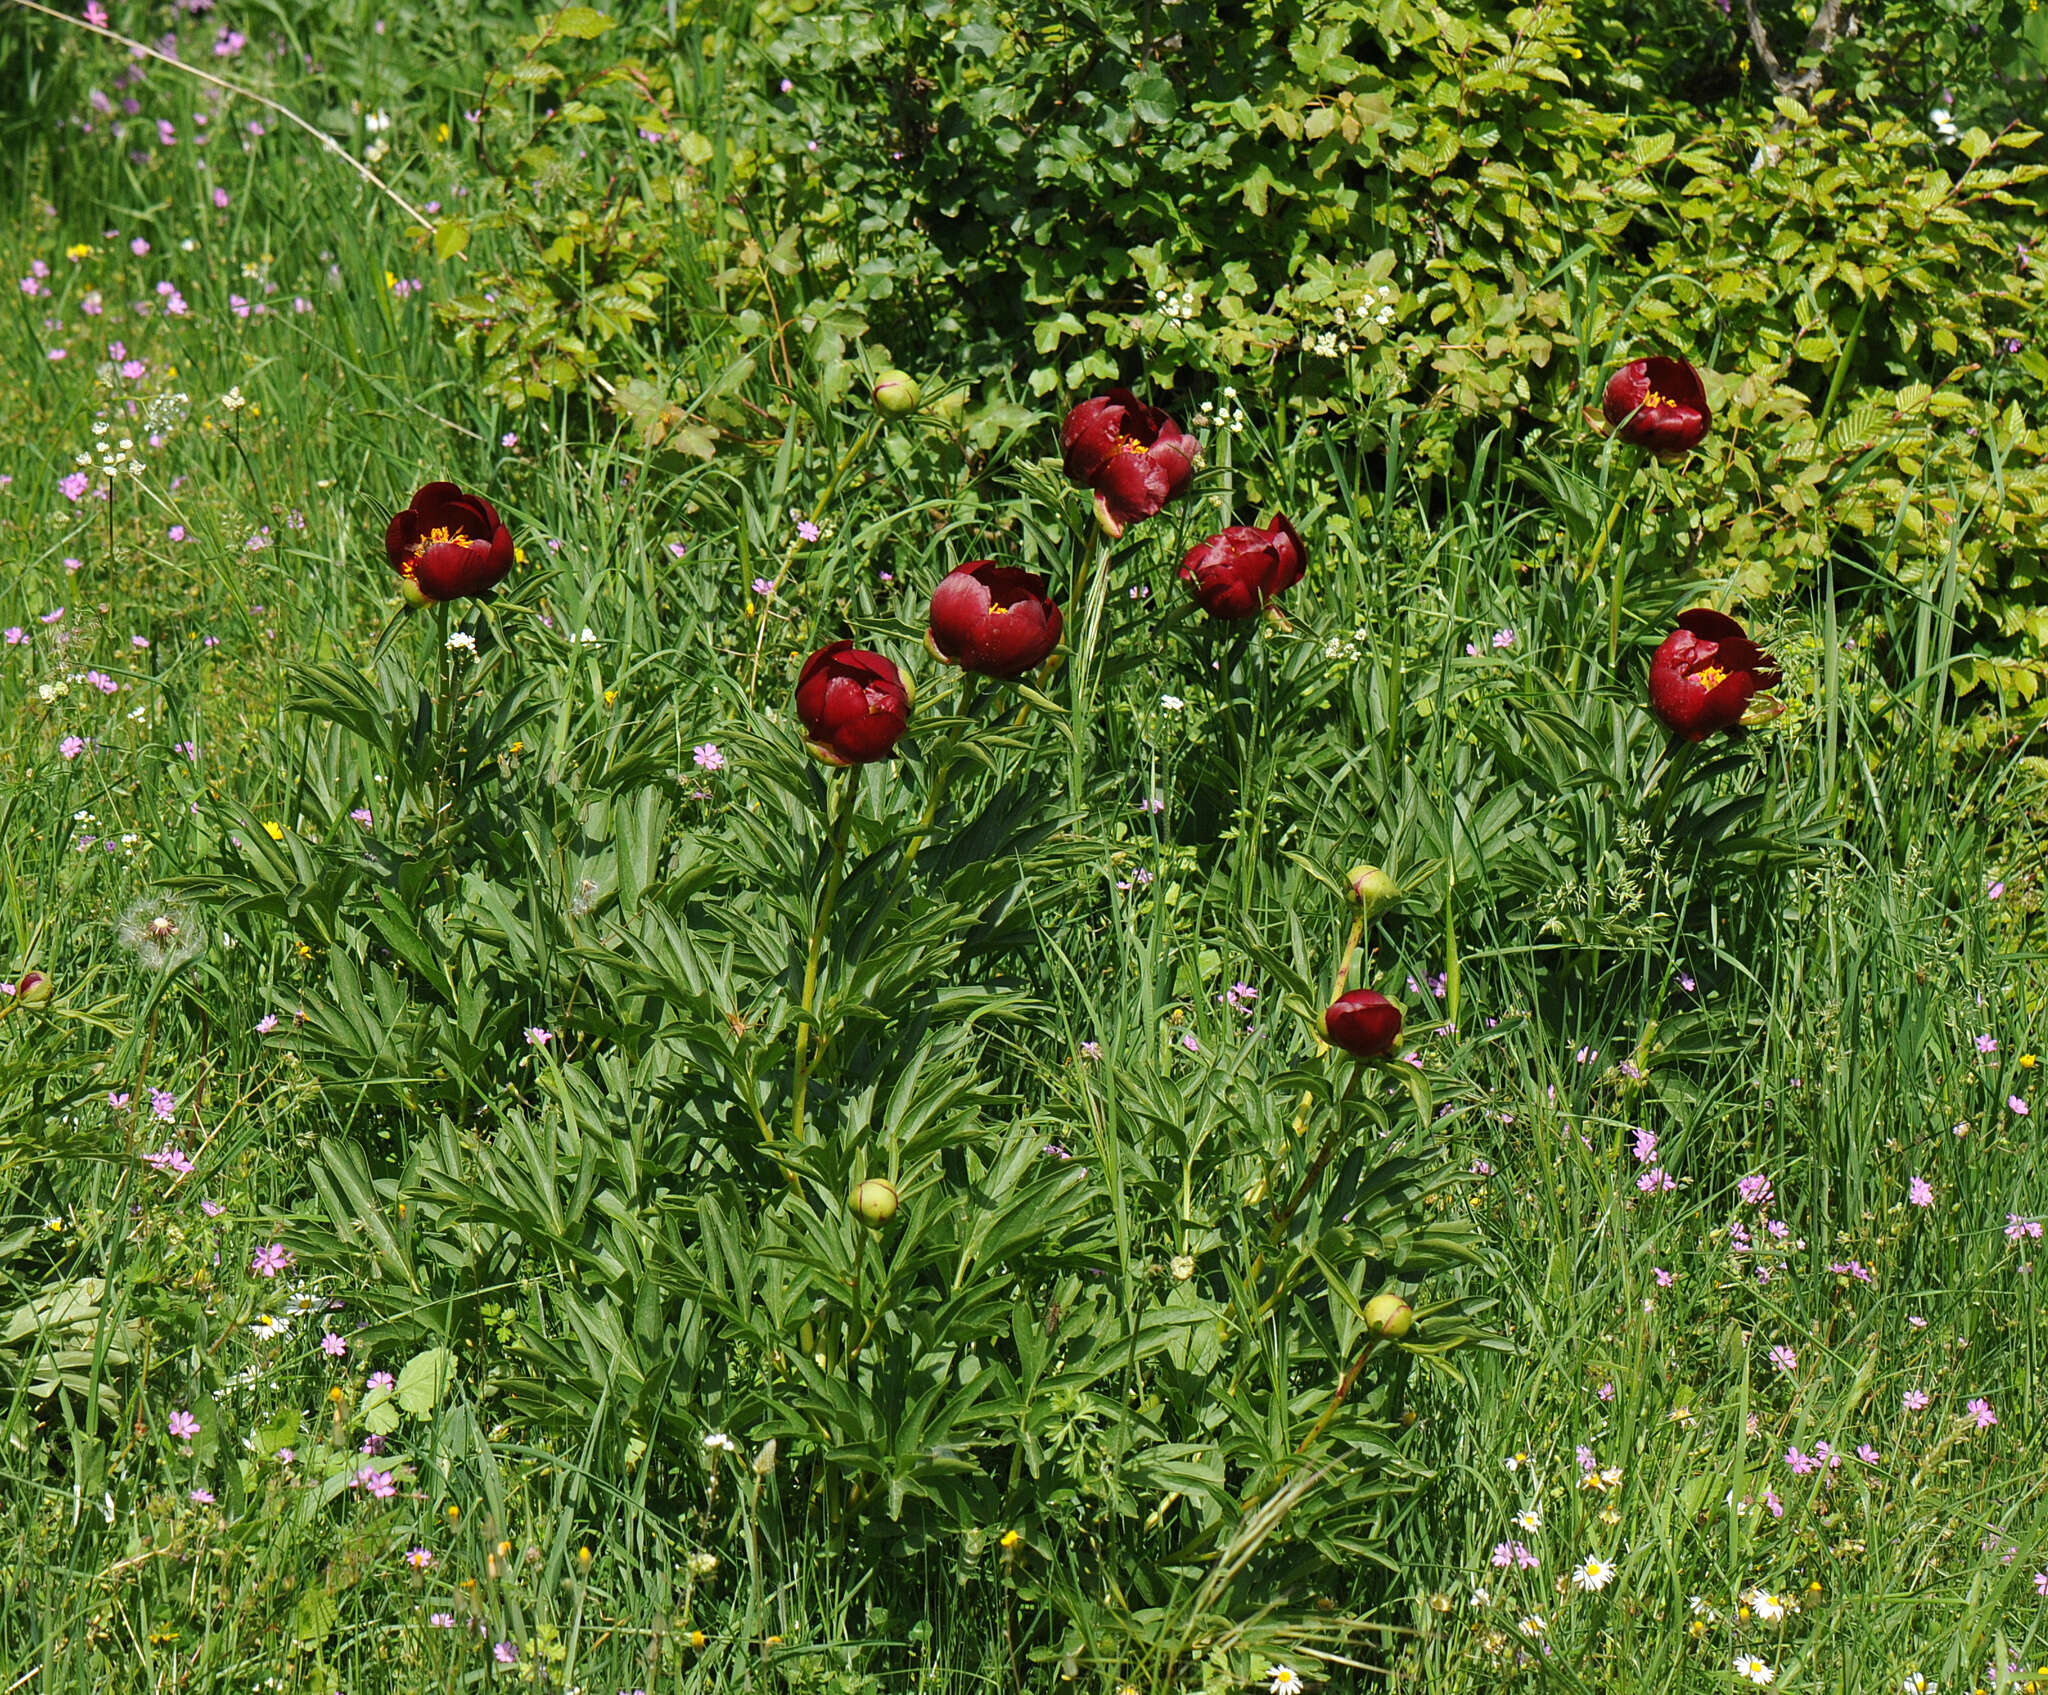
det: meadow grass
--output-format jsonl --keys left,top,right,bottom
{"left": 1, "top": 5, "right": 2046, "bottom": 1694}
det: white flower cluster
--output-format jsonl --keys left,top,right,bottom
{"left": 78, "top": 419, "right": 143, "bottom": 482}
{"left": 1198, "top": 387, "right": 1247, "bottom": 435}
{"left": 145, "top": 391, "right": 191, "bottom": 434}
{"left": 1154, "top": 282, "right": 1198, "bottom": 322}
{"left": 1303, "top": 285, "right": 1399, "bottom": 357}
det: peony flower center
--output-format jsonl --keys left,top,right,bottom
{"left": 1643, "top": 388, "right": 1670, "bottom": 408}
{"left": 1695, "top": 664, "right": 1730, "bottom": 691}
{"left": 987, "top": 603, "right": 1010, "bottom": 615}
{"left": 413, "top": 524, "right": 474, "bottom": 555}
{"left": 1115, "top": 433, "right": 1150, "bottom": 456}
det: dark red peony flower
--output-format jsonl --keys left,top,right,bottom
{"left": 1647, "top": 609, "right": 1781, "bottom": 741}
{"left": 795, "top": 641, "right": 912, "bottom": 765}
{"left": 1602, "top": 357, "right": 1712, "bottom": 456}
{"left": 1178, "top": 515, "right": 1307, "bottom": 620}
{"left": 1059, "top": 388, "right": 1198, "bottom": 538}
{"left": 927, "top": 561, "right": 1063, "bottom": 678}
{"left": 1324, "top": 988, "right": 1403, "bottom": 1059}
{"left": 385, "top": 481, "right": 517, "bottom": 604}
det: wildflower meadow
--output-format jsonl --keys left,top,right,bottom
{"left": 2, "top": 1, "right": 2048, "bottom": 1692}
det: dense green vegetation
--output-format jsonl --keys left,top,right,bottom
{"left": 2, "top": 0, "right": 2047, "bottom": 1691}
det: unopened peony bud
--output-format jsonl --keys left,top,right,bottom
{"left": 398, "top": 575, "right": 433, "bottom": 610}
{"left": 872, "top": 370, "right": 922, "bottom": 416}
{"left": 1364, "top": 1292, "right": 1414, "bottom": 1339}
{"left": 12, "top": 971, "right": 51, "bottom": 1008}
{"left": 1325, "top": 988, "right": 1402, "bottom": 1058}
{"left": 852, "top": 1177, "right": 900, "bottom": 1226}
{"left": 1347, "top": 864, "right": 1399, "bottom": 909}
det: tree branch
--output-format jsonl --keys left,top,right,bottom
{"left": 1744, "top": 0, "right": 1851, "bottom": 103}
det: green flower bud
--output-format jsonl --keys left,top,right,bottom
{"left": 12, "top": 971, "right": 51, "bottom": 1009}
{"left": 872, "top": 370, "right": 922, "bottom": 416}
{"left": 1347, "top": 864, "right": 1400, "bottom": 910}
{"left": 1363, "top": 1292, "right": 1413, "bottom": 1339}
{"left": 852, "top": 1177, "right": 900, "bottom": 1226}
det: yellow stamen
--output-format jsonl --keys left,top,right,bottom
{"left": 1695, "top": 665, "right": 1729, "bottom": 691}
{"left": 413, "top": 524, "right": 473, "bottom": 557}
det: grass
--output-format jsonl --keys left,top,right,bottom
{"left": 1, "top": 3, "right": 2047, "bottom": 1693}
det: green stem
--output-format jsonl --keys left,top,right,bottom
{"left": 811, "top": 417, "right": 882, "bottom": 519}
{"left": 1266, "top": 1063, "right": 1360, "bottom": 1246}
{"left": 1296, "top": 1333, "right": 1384, "bottom": 1456}
{"left": 789, "top": 774, "right": 857, "bottom": 1145}
{"left": 1065, "top": 534, "right": 1118, "bottom": 805}
{"left": 853, "top": 675, "right": 981, "bottom": 958}
{"left": 1585, "top": 466, "right": 1640, "bottom": 669}
{"left": 902, "top": 674, "right": 979, "bottom": 875}
{"left": 1579, "top": 470, "right": 1634, "bottom": 587}
{"left": 1815, "top": 294, "right": 1872, "bottom": 438}
{"left": 1444, "top": 874, "right": 1460, "bottom": 1035}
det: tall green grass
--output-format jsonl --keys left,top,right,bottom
{"left": 0, "top": 4, "right": 2044, "bottom": 1693}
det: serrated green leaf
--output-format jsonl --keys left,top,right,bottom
{"left": 551, "top": 5, "right": 614, "bottom": 37}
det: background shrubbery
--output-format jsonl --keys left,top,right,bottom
{"left": 1, "top": 0, "right": 2048, "bottom": 1692}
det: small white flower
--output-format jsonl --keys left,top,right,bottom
{"left": 1901, "top": 1675, "right": 1937, "bottom": 1695}
{"left": 1264, "top": 1666, "right": 1303, "bottom": 1695}
{"left": 1734, "top": 1656, "right": 1774, "bottom": 1687}
{"left": 1160, "top": 694, "right": 1184, "bottom": 711}
{"left": 446, "top": 630, "right": 477, "bottom": 654}
{"left": 249, "top": 1313, "right": 291, "bottom": 1338}
{"left": 1746, "top": 1588, "right": 1786, "bottom": 1622}
{"left": 1169, "top": 1253, "right": 1194, "bottom": 1281}
{"left": 1468, "top": 1585, "right": 1491, "bottom": 1607}
{"left": 1518, "top": 1613, "right": 1546, "bottom": 1636}
{"left": 364, "top": 109, "right": 392, "bottom": 132}
{"left": 220, "top": 386, "right": 245, "bottom": 411}
{"left": 576, "top": 627, "right": 600, "bottom": 645}
{"left": 1514, "top": 1507, "right": 1542, "bottom": 1532}
{"left": 1571, "top": 1554, "right": 1615, "bottom": 1592}
{"left": 687, "top": 1551, "right": 717, "bottom": 1575}
{"left": 702, "top": 1431, "right": 738, "bottom": 1453}
{"left": 1502, "top": 1451, "right": 1526, "bottom": 1472}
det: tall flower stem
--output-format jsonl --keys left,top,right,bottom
{"left": 1064, "top": 533, "right": 1118, "bottom": 804}
{"left": 432, "top": 600, "right": 457, "bottom": 840}
{"left": 898, "top": 677, "right": 978, "bottom": 879}
{"left": 851, "top": 676, "right": 980, "bottom": 959}
{"left": 1266, "top": 1063, "right": 1360, "bottom": 1247}
{"left": 1295, "top": 1333, "right": 1384, "bottom": 1455}
{"left": 789, "top": 772, "right": 856, "bottom": 1146}
{"left": 1577, "top": 459, "right": 1640, "bottom": 669}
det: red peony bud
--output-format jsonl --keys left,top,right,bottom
{"left": 1602, "top": 357, "right": 1711, "bottom": 456}
{"left": 795, "top": 641, "right": 911, "bottom": 766}
{"left": 12, "top": 971, "right": 52, "bottom": 1009}
{"left": 1178, "top": 515, "right": 1306, "bottom": 620}
{"left": 1058, "top": 389, "right": 1198, "bottom": 539}
{"left": 1647, "top": 609, "right": 1781, "bottom": 741}
{"left": 1324, "top": 988, "right": 1403, "bottom": 1058}
{"left": 385, "top": 481, "right": 517, "bottom": 604}
{"left": 926, "top": 561, "right": 1064, "bottom": 677}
